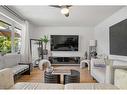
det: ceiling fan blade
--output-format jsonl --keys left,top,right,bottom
{"left": 49, "top": 5, "right": 72, "bottom": 8}
{"left": 49, "top": 5, "right": 61, "bottom": 8}
{"left": 66, "top": 5, "right": 72, "bottom": 8}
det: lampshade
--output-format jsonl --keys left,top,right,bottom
{"left": 61, "top": 7, "right": 69, "bottom": 15}
{"left": 89, "top": 40, "right": 97, "bottom": 46}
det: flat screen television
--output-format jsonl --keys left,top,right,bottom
{"left": 109, "top": 19, "right": 127, "bottom": 56}
{"left": 51, "top": 35, "right": 79, "bottom": 51}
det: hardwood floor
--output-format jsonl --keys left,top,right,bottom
{"left": 16, "top": 66, "right": 96, "bottom": 83}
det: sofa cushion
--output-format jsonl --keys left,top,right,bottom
{"left": 4, "top": 54, "right": 20, "bottom": 68}
{"left": 94, "top": 64, "right": 106, "bottom": 68}
{"left": 65, "top": 83, "right": 118, "bottom": 89}
{"left": 0, "top": 56, "right": 5, "bottom": 70}
{"left": 94, "top": 83, "right": 118, "bottom": 89}
{"left": 36, "top": 83, "right": 64, "bottom": 89}
{"left": 65, "top": 83, "right": 95, "bottom": 89}
{"left": 115, "top": 69, "right": 127, "bottom": 89}
{"left": 0, "top": 68, "right": 14, "bottom": 89}
{"left": 11, "top": 82, "right": 64, "bottom": 90}
{"left": 93, "top": 59, "right": 106, "bottom": 68}
{"left": 12, "top": 65, "right": 29, "bottom": 75}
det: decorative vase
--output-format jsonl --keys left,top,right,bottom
{"left": 46, "top": 66, "right": 54, "bottom": 73}
{"left": 43, "top": 49, "right": 48, "bottom": 55}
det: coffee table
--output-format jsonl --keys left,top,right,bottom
{"left": 52, "top": 69, "right": 71, "bottom": 83}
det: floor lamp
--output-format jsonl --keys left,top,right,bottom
{"left": 89, "top": 40, "right": 97, "bottom": 59}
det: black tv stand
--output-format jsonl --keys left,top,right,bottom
{"left": 49, "top": 57, "right": 80, "bottom": 65}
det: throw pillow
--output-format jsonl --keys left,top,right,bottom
{"left": 94, "top": 59, "right": 106, "bottom": 68}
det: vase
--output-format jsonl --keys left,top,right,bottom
{"left": 43, "top": 49, "right": 48, "bottom": 55}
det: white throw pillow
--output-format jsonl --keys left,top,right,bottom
{"left": 94, "top": 59, "right": 106, "bottom": 67}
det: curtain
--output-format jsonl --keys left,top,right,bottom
{"left": 20, "top": 20, "right": 31, "bottom": 62}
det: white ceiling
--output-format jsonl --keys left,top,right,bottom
{"left": 11, "top": 6, "right": 123, "bottom": 26}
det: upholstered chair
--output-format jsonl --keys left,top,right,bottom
{"left": 64, "top": 69, "right": 80, "bottom": 84}
{"left": 44, "top": 71, "right": 60, "bottom": 84}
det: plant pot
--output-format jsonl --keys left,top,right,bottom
{"left": 43, "top": 49, "right": 48, "bottom": 55}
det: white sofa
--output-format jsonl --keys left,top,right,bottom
{"left": 0, "top": 68, "right": 14, "bottom": 89}
{"left": 90, "top": 58, "right": 113, "bottom": 84}
{"left": 91, "top": 58, "right": 127, "bottom": 84}
{"left": 114, "top": 69, "right": 127, "bottom": 89}
{"left": 0, "top": 68, "right": 118, "bottom": 90}
{"left": 11, "top": 83, "right": 118, "bottom": 90}
{"left": 0, "top": 54, "right": 30, "bottom": 81}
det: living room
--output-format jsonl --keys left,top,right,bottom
{"left": 1, "top": 1, "right": 127, "bottom": 94}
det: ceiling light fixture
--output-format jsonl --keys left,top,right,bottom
{"left": 61, "top": 7, "right": 69, "bottom": 15}
{"left": 50, "top": 5, "right": 72, "bottom": 17}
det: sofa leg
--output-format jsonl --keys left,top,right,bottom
{"left": 14, "top": 74, "right": 22, "bottom": 83}
{"left": 23, "top": 69, "right": 30, "bottom": 75}
{"left": 92, "top": 77, "right": 95, "bottom": 80}
{"left": 92, "top": 77, "right": 98, "bottom": 83}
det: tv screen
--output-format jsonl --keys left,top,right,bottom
{"left": 109, "top": 19, "right": 127, "bottom": 56}
{"left": 51, "top": 35, "right": 79, "bottom": 51}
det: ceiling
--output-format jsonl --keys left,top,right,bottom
{"left": 10, "top": 6, "right": 123, "bottom": 26}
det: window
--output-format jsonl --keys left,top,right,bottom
{"left": 0, "top": 20, "right": 22, "bottom": 54}
{"left": 14, "top": 27, "right": 21, "bottom": 53}
{"left": 0, "top": 20, "right": 12, "bottom": 53}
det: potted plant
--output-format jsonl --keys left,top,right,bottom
{"left": 40, "top": 35, "right": 49, "bottom": 55}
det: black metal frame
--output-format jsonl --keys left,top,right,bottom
{"left": 30, "top": 39, "right": 43, "bottom": 59}
{"left": 14, "top": 68, "right": 29, "bottom": 82}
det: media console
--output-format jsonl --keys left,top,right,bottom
{"left": 49, "top": 57, "right": 80, "bottom": 65}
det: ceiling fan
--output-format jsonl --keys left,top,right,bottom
{"left": 50, "top": 5, "right": 72, "bottom": 17}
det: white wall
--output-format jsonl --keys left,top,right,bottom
{"left": 0, "top": 6, "right": 23, "bottom": 28}
{"left": 29, "top": 23, "right": 36, "bottom": 39}
{"left": 30, "top": 26, "right": 94, "bottom": 57}
{"left": 94, "top": 7, "right": 127, "bottom": 61}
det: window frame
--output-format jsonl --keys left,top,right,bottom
{"left": 13, "top": 26, "right": 22, "bottom": 53}
{"left": 0, "top": 19, "right": 22, "bottom": 54}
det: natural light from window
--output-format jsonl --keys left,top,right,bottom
{"left": 0, "top": 20, "right": 21, "bottom": 54}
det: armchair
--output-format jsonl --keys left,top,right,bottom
{"left": 44, "top": 71, "right": 60, "bottom": 84}
{"left": 64, "top": 70, "right": 80, "bottom": 84}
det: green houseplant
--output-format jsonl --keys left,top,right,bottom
{"left": 0, "top": 36, "right": 19, "bottom": 55}
{"left": 40, "top": 35, "right": 49, "bottom": 55}
{"left": 0, "top": 36, "right": 11, "bottom": 55}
